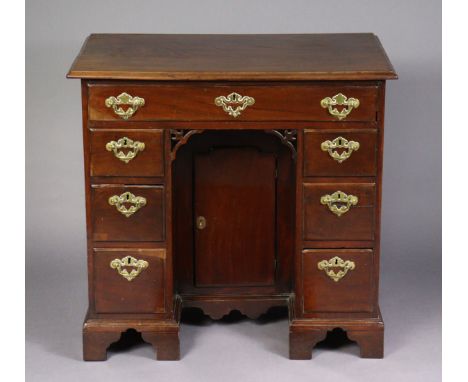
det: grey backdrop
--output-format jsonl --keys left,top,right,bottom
{"left": 26, "top": 1, "right": 441, "bottom": 381}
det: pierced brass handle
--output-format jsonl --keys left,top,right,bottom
{"left": 110, "top": 256, "right": 149, "bottom": 281}
{"left": 105, "top": 92, "right": 145, "bottom": 120}
{"left": 320, "top": 93, "right": 360, "bottom": 120}
{"left": 321, "top": 136, "right": 360, "bottom": 163}
{"left": 214, "top": 92, "right": 255, "bottom": 117}
{"left": 108, "top": 192, "right": 147, "bottom": 218}
{"left": 320, "top": 191, "right": 358, "bottom": 217}
{"left": 317, "top": 256, "right": 355, "bottom": 282}
{"left": 106, "top": 137, "right": 145, "bottom": 163}
{"left": 196, "top": 216, "right": 207, "bottom": 230}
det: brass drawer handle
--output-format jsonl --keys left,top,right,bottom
{"left": 105, "top": 92, "right": 145, "bottom": 120}
{"left": 321, "top": 136, "right": 360, "bottom": 163}
{"left": 317, "top": 256, "right": 355, "bottom": 282}
{"left": 320, "top": 93, "right": 360, "bottom": 120}
{"left": 110, "top": 255, "right": 149, "bottom": 281}
{"left": 106, "top": 137, "right": 145, "bottom": 163}
{"left": 108, "top": 191, "right": 147, "bottom": 217}
{"left": 214, "top": 92, "right": 255, "bottom": 117}
{"left": 320, "top": 190, "right": 358, "bottom": 216}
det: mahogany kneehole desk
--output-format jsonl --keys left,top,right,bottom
{"left": 67, "top": 33, "right": 397, "bottom": 361}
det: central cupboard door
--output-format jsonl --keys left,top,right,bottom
{"left": 194, "top": 147, "right": 277, "bottom": 287}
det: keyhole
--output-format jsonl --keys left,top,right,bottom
{"left": 196, "top": 216, "right": 206, "bottom": 230}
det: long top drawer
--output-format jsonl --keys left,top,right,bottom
{"left": 88, "top": 83, "right": 379, "bottom": 122}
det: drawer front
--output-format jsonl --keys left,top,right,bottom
{"left": 90, "top": 129, "right": 164, "bottom": 177}
{"left": 302, "top": 249, "right": 374, "bottom": 313}
{"left": 303, "top": 183, "right": 375, "bottom": 241}
{"left": 88, "top": 83, "right": 378, "bottom": 122}
{"left": 92, "top": 185, "right": 164, "bottom": 242}
{"left": 304, "top": 130, "right": 377, "bottom": 177}
{"left": 94, "top": 248, "right": 165, "bottom": 313}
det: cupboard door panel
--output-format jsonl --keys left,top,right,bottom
{"left": 194, "top": 147, "right": 277, "bottom": 287}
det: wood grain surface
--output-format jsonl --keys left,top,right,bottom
{"left": 68, "top": 34, "right": 397, "bottom": 80}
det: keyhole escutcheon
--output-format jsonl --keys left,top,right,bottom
{"left": 196, "top": 216, "right": 207, "bottom": 230}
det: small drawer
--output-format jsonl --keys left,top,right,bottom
{"left": 88, "top": 83, "right": 378, "bottom": 122}
{"left": 304, "top": 130, "right": 377, "bottom": 177}
{"left": 90, "top": 129, "right": 164, "bottom": 177}
{"left": 302, "top": 249, "right": 374, "bottom": 313}
{"left": 303, "top": 183, "right": 375, "bottom": 241}
{"left": 92, "top": 185, "right": 164, "bottom": 242}
{"left": 94, "top": 248, "right": 166, "bottom": 313}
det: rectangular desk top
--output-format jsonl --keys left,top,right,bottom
{"left": 67, "top": 33, "right": 397, "bottom": 81}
